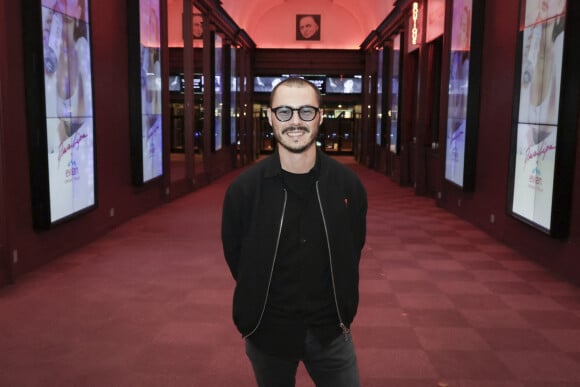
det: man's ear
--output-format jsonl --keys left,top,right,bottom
{"left": 319, "top": 109, "right": 324, "bottom": 125}
{"left": 267, "top": 108, "right": 273, "bottom": 126}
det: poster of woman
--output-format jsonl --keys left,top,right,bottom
{"left": 42, "top": 0, "right": 95, "bottom": 223}
{"left": 139, "top": 0, "right": 163, "bottom": 182}
{"left": 511, "top": 0, "right": 566, "bottom": 230}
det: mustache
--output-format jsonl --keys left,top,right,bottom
{"left": 281, "top": 126, "right": 310, "bottom": 134}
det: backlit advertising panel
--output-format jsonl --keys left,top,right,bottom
{"left": 41, "top": 0, "right": 96, "bottom": 224}
{"left": 510, "top": 0, "right": 566, "bottom": 231}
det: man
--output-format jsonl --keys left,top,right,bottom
{"left": 221, "top": 77, "right": 367, "bottom": 387}
{"left": 297, "top": 15, "right": 320, "bottom": 40}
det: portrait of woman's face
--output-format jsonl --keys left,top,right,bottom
{"left": 296, "top": 14, "right": 321, "bottom": 41}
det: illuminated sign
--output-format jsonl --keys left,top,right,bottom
{"left": 412, "top": 2, "right": 419, "bottom": 45}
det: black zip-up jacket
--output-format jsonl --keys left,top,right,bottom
{"left": 221, "top": 150, "right": 367, "bottom": 338}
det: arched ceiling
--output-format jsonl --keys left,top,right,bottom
{"left": 219, "top": 0, "right": 395, "bottom": 49}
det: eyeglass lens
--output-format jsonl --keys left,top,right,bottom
{"left": 272, "top": 106, "right": 319, "bottom": 122}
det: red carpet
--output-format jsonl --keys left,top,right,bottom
{"left": 1, "top": 156, "right": 580, "bottom": 386}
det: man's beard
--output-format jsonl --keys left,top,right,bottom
{"left": 274, "top": 125, "right": 318, "bottom": 154}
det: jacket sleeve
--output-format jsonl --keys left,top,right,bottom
{"left": 354, "top": 178, "right": 368, "bottom": 256}
{"left": 221, "top": 184, "right": 244, "bottom": 281}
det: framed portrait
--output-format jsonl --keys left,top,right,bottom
{"left": 22, "top": 0, "right": 97, "bottom": 229}
{"left": 507, "top": 0, "right": 579, "bottom": 237}
{"left": 192, "top": 13, "right": 203, "bottom": 40}
{"left": 296, "top": 14, "right": 321, "bottom": 41}
{"left": 127, "top": 0, "right": 164, "bottom": 185}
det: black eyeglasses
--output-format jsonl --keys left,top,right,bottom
{"left": 271, "top": 105, "right": 320, "bottom": 122}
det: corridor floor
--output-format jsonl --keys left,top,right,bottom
{"left": 1, "top": 156, "right": 580, "bottom": 386}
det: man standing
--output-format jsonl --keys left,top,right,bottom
{"left": 221, "top": 77, "right": 367, "bottom": 387}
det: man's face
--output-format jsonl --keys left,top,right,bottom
{"left": 268, "top": 85, "right": 322, "bottom": 154}
{"left": 299, "top": 16, "right": 319, "bottom": 39}
{"left": 193, "top": 16, "right": 203, "bottom": 38}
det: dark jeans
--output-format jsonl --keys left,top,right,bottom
{"left": 245, "top": 330, "right": 360, "bottom": 387}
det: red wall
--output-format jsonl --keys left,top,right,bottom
{"left": 0, "top": 0, "right": 8, "bottom": 284}
{"left": 439, "top": 0, "right": 580, "bottom": 283}
{"left": 0, "top": 1, "right": 168, "bottom": 285}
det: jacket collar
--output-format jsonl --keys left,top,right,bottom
{"left": 263, "top": 147, "right": 323, "bottom": 179}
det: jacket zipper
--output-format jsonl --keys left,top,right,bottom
{"left": 315, "top": 181, "right": 350, "bottom": 341}
{"left": 243, "top": 188, "right": 287, "bottom": 339}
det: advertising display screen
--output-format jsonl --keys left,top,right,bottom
{"left": 168, "top": 73, "right": 203, "bottom": 93}
{"left": 445, "top": 0, "right": 472, "bottom": 187}
{"left": 389, "top": 34, "right": 401, "bottom": 154}
{"left": 194, "top": 73, "right": 204, "bottom": 94}
{"left": 169, "top": 74, "right": 181, "bottom": 92}
{"left": 138, "top": 0, "right": 163, "bottom": 182}
{"left": 376, "top": 48, "right": 384, "bottom": 146}
{"left": 254, "top": 76, "right": 284, "bottom": 93}
{"left": 325, "top": 76, "right": 362, "bottom": 94}
{"left": 230, "top": 47, "right": 238, "bottom": 145}
{"left": 41, "top": 0, "right": 96, "bottom": 224}
{"left": 254, "top": 75, "right": 332, "bottom": 93}
{"left": 214, "top": 33, "right": 223, "bottom": 151}
{"left": 304, "top": 75, "right": 326, "bottom": 94}
{"left": 510, "top": 0, "right": 566, "bottom": 231}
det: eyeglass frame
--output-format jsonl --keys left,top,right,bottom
{"left": 270, "top": 105, "right": 321, "bottom": 122}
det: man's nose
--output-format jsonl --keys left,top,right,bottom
{"left": 290, "top": 110, "right": 303, "bottom": 124}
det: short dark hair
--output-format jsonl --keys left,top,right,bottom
{"left": 270, "top": 77, "right": 322, "bottom": 107}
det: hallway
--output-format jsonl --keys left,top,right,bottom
{"left": 1, "top": 156, "right": 580, "bottom": 387}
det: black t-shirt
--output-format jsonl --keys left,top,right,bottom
{"left": 248, "top": 168, "right": 341, "bottom": 359}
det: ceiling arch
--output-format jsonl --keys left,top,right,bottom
{"left": 219, "top": 0, "right": 394, "bottom": 49}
